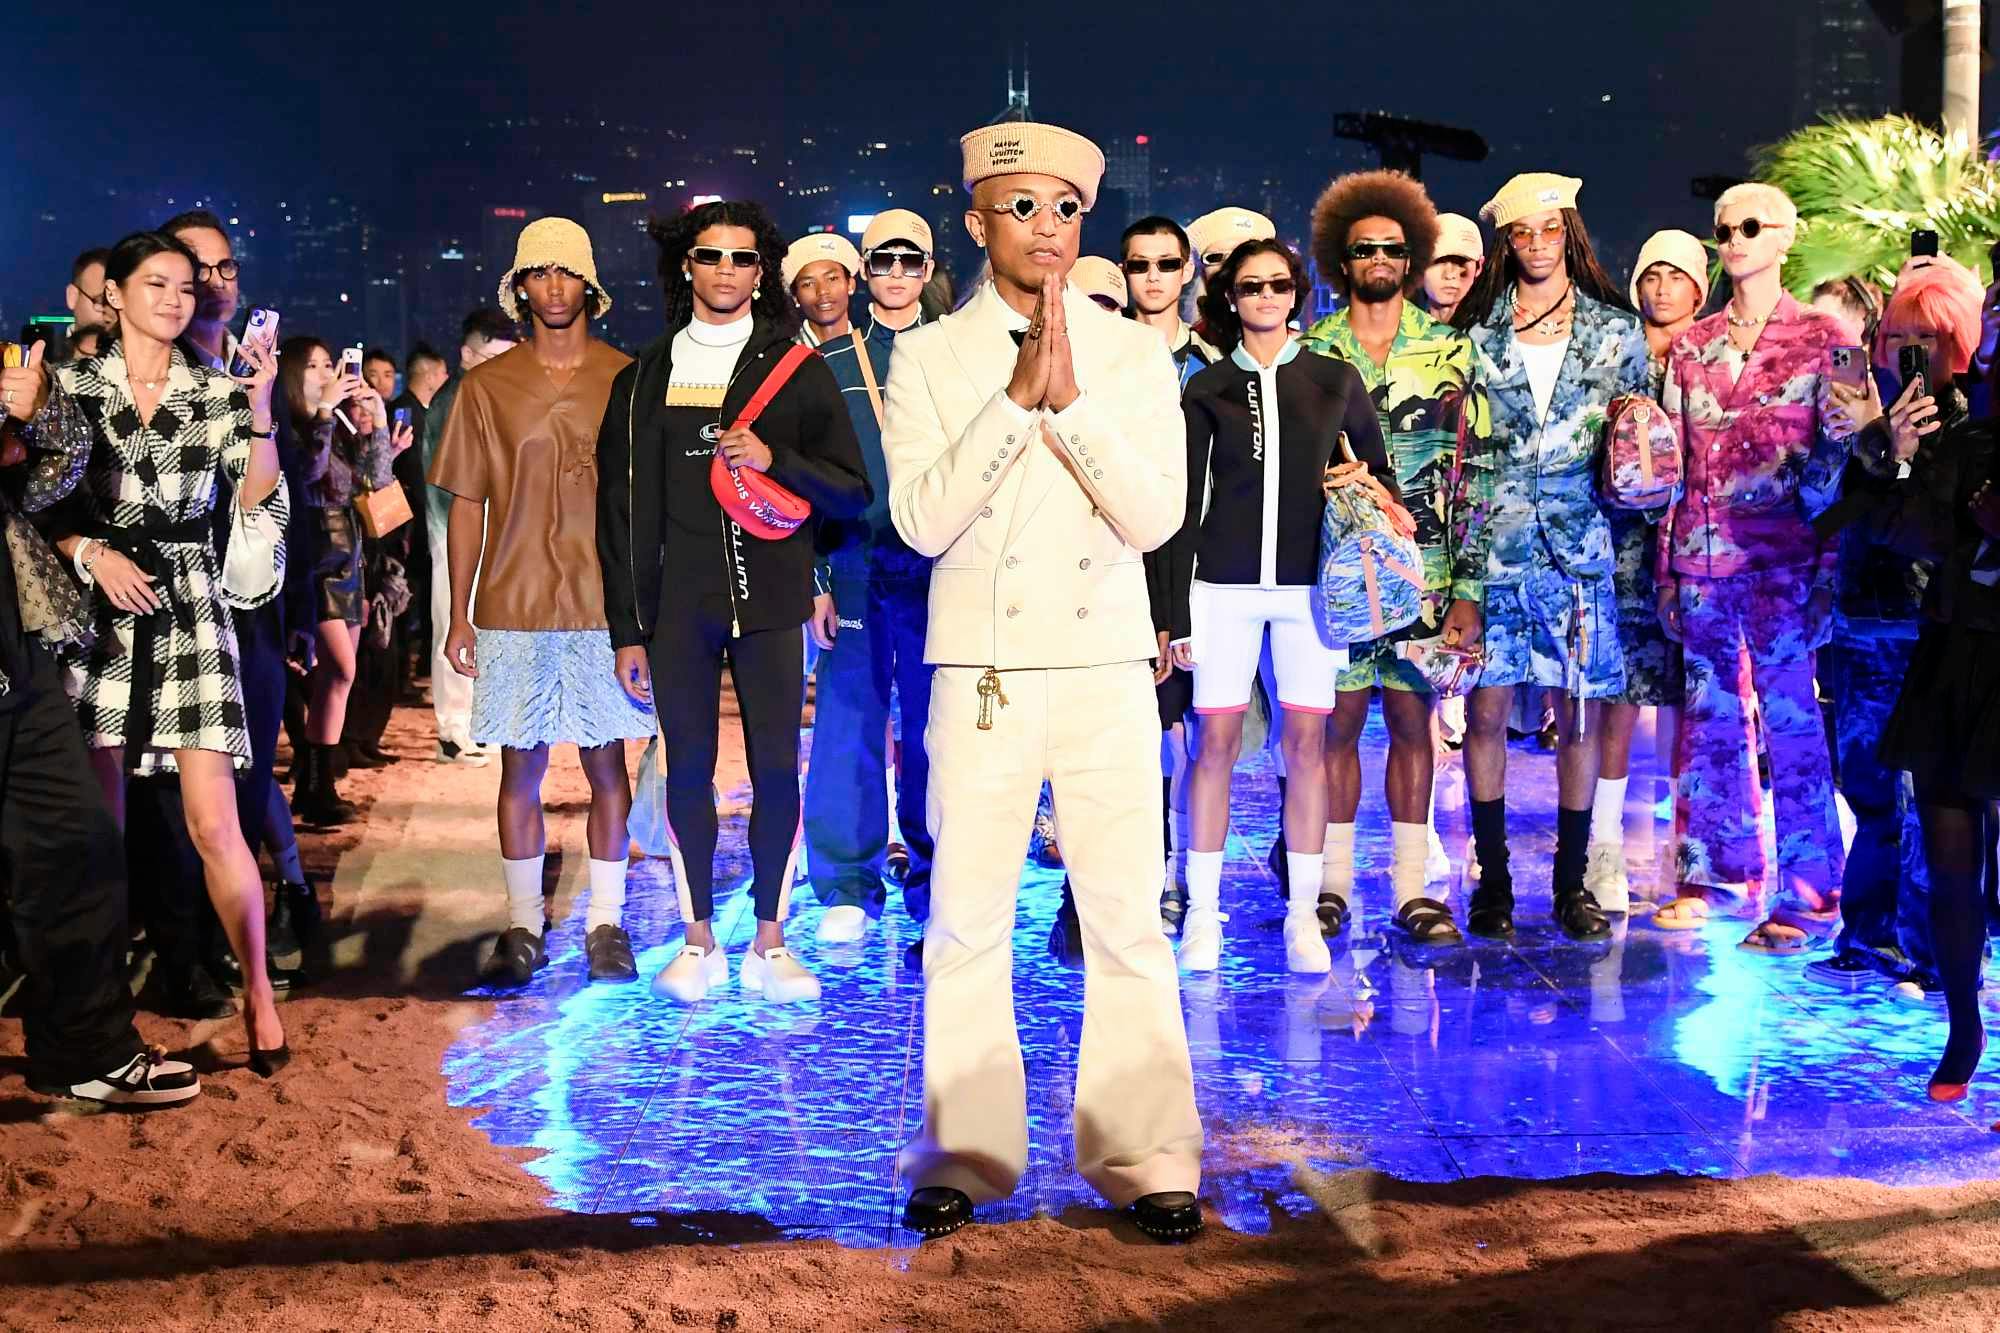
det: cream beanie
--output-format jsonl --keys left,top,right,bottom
{"left": 961, "top": 123, "right": 1106, "bottom": 210}
{"left": 1628, "top": 229, "right": 1712, "bottom": 311}
{"left": 782, "top": 232, "right": 861, "bottom": 289}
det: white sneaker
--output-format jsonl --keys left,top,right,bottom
{"left": 1283, "top": 911, "right": 1332, "bottom": 974}
{"left": 742, "top": 946, "right": 822, "bottom": 1002}
{"left": 33, "top": 1051, "right": 200, "bottom": 1108}
{"left": 651, "top": 943, "right": 729, "bottom": 1003}
{"left": 1585, "top": 843, "right": 1631, "bottom": 915}
{"left": 1178, "top": 908, "right": 1225, "bottom": 973}
{"left": 434, "top": 738, "right": 491, "bottom": 767}
{"left": 1425, "top": 824, "right": 1452, "bottom": 884}
{"left": 815, "top": 905, "right": 870, "bottom": 944}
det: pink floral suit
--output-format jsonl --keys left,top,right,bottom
{"left": 1657, "top": 294, "right": 1850, "bottom": 902}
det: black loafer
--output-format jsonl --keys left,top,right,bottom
{"left": 585, "top": 924, "right": 638, "bottom": 982}
{"left": 1553, "top": 889, "right": 1611, "bottom": 942}
{"left": 481, "top": 927, "right": 547, "bottom": 989}
{"left": 1129, "top": 1191, "right": 1202, "bottom": 1242}
{"left": 1466, "top": 878, "right": 1515, "bottom": 941}
{"left": 903, "top": 1186, "right": 973, "bottom": 1238}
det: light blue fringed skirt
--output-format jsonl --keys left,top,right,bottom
{"left": 470, "top": 629, "right": 657, "bottom": 750}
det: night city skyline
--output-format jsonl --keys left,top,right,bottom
{"left": 7, "top": 1, "right": 1993, "bottom": 358}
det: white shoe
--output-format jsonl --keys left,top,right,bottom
{"left": 651, "top": 943, "right": 729, "bottom": 1003}
{"left": 1178, "top": 908, "right": 1225, "bottom": 973}
{"left": 741, "top": 946, "right": 822, "bottom": 1002}
{"left": 1585, "top": 843, "right": 1631, "bottom": 915}
{"left": 814, "top": 905, "right": 870, "bottom": 944}
{"left": 434, "top": 738, "right": 491, "bottom": 767}
{"left": 1425, "top": 825, "right": 1452, "bottom": 884}
{"left": 1283, "top": 911, "right": 1332, "bottom": 974}
{"left": 34, "top": 1050, "right": 200, "bottom": 1108}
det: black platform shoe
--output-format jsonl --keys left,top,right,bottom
{"left": 1466, "top": 875, "right": 1515, "bottom": 941}
{"left": 903, "top": 1186, "right": 973, "bottom": 1238}
{"left": 480, "top": 927, "right": 547, "bottom": 989}
{"left": 585, "top": 924, "right": 638, "bottom": 983}
{"left": 1129, "top": 1191, "right": 1203, "bottom": 1242}
{"left": 1553, "top": 887, "right": 1611, "bottom": 942}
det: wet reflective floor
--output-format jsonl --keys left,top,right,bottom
{"left": 444, "top": 713, "right": 2000, "bottom": 1247}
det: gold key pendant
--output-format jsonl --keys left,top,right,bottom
{"left": 975, "top": 668, "right": 1008, "bottom": 731}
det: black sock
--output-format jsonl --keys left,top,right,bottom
{"left": 1554, "top": 806, "right": 1592, "bottom": 896}
{"left": 1161, "top": 776, "right": 1173, "bottom": 859}
{"left": 1470, "top": 798, "right": 1510, "bottom": 890}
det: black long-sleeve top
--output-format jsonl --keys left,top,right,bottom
{"left": 596, "top": 315, "right": 870, "bottom": 646}
{"left": 1866, "top": 411, "right": 2000, "bottom": 633}
{"left": 1168, "top": 341, "right": 1393, "bottom": 640}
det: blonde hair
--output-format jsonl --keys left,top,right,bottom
{"left": 1714, "top": 182, "right": 1798, "bottom": 231}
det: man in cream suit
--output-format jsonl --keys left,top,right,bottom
{"left": 883, "top": 122, "right": 1203, "bottom": 1242}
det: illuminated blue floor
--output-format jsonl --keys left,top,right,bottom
{"left": 443, "top": 714, "right": 2000, "bottom": 1246}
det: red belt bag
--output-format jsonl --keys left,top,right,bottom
{"left": 709, "top": 342, "right": 815, "bottom": 540}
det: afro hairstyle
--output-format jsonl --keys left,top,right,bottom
{"left": 1310, "top": 170, "right": 1440, "bottom": 299}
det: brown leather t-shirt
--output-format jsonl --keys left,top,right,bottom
{"left": 428, "top": 339, "right": 632, "bottom": 631}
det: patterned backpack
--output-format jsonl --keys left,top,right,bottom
{"left": 1315, "top": 434, "right": 1425, "bottom": 647}
{"left": 1599, "top": 393, "right": 1680, "bottom": 509}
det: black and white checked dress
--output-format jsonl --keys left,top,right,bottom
{"left": 54, "top": 345, "right": 289, "bottom": 773}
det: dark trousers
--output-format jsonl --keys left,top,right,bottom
{"left": 802, "top": 564, "right": 933, "bottom": 920}
{"left": 4, "top": 644, "right": 143, "bottom": 1086}
{"left": 346, "top": 541, "right": 398, "bottom": 750}
{"left": 1826, "top": 633, "right": 1936, "bottom": 976}
{"left": 654, "top": 597, "right": 804, "bottom": 923}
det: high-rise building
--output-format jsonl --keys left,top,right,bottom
{"left": 1105, "top": 135, "right": 1152, "bottom": 221}
{"left": 1795, "top": 0, "right": 1894, "bottom": 123}
{"left": 273, "top": 195, "right": 367, "bottom": 347}
{"left": 583, "top": 190, "right": 661, "bottom": 349}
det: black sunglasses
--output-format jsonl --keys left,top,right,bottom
{"left": 1233, "top": 276, "right": 1297, "bottom": 299}
{"left": 1714, "top": 218, "right": 1769, "bottom": 244}
{"left": 864, "top": 249, "right": 927, "bottom": 276}
{"left": 1345, "top": 242, "right": 1410, "bottom": 261}
{"left": 1123, "top": 256, "right": 1187, "bottom": 276}
{"left": 689, "top": 247, "right": 762, "bottom": 268}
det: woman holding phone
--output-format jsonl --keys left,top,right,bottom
{"left": 49, "top": 229, "right": 292, "bottom": 1072}
{"left": 279, "top": 336, "right": 411, "bottom": 825}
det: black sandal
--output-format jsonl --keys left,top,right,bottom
{"left": 1316, "top": 891, "right": 1350, "bottom": 937}
{"left": 1392, "top": 897, "right": 1463, "bottom": 944}
{"left": 1553, "top": 889, "right": 1611, "bottom": 942}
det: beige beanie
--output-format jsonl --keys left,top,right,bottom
{"left": 861, "top": 209, "right": 934, "bottom": 256}
{"left": 1480, "top": 173, "right": 1582, "bottom": 229}
{"left": 1433, "top": 212, "right": 1485, "bottom": 262}
{"left": 961, "top": 123, "right": 1106, "bottom": 210}
{"left": 1188, "top": 206, "right": 1276, "bottom": 262}
{"left": 782, "top": 232, "right": 861, "bottom": 289}
{"left": 500, "top": 217, "right": 610, "bottom": 321}
{"left": 1628, "top": 229, "right": 1712, "bottom": 311}
{"left": 1070, "top": 255, "right": 1127, "bottom": 307}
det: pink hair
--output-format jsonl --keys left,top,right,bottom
{"left": 1880, "top": 261, "right": 1984, "bottom": 376}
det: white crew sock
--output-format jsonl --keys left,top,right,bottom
{"left": 1285, "top": 852, "right": 1325, "bottom": 916}
{"left": 1167, "top": 807, "right": 1187, "bottom": 854}
{"left": 1186, "top": 850, "right": 1224, "bottom": 916}
{"left": 1321, "top": 823, "right": 1357, "bottom": 897}
{"left": 1391, "top": 822, "right": 1431, "bottom": 912}
{"left": 502, "top": 854, "right": 547, "bottom": 935}
{"left": 1591, "top": 776, "right": 1629, "bottom": 849}
{"left": 885, "top": 763, "right": 902, "bottom": 841}
{"left": 585, "top": 857, "right": 629, "bottom": 931}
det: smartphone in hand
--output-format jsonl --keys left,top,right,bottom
{"left": 1830, "top": 345, "right": 1867, "bottom": 389}
{"left": 228, "top": 307, "right": 280, "bottom": 378}
{"left": 1912, "top": 229, "right": 1941, "bottom": 258}
{"left": 1898, "top": 343, "right": 1931, "bottom": 395}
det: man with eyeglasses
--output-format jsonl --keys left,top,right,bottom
{"left": 160, "top": 210, "right": 243, "bottom": 371}
{"left": 1122, "top": 216, "right": 1216, "bottom": 386}
{"left": 63, "top": 249, "right": 111, "bottom": 361}
{"left": 1422, "top": 214, "right": 1485, "bottom": 324}
{"left": 799, "top": 210, "right": 939, "bottom": 948}
{"left": 1297, "top": 170, "right": 1495, "bottom": 947}
{"left": 884, "top": 123, "right": 1201, "bottom": 1243}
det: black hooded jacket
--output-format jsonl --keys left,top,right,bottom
{"left": 596, "top": 315, "right": 869, "bottom": 647}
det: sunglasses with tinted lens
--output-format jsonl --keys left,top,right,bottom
{"left": 1345, "top": 242, "right": 1411, "bottom": 262}
{"left": 689, "top": 247, "right": 762, "bottom": 267}
{"left": 1507, "top": 220, "right": 1566, "bottom": 250}
{"left": 864, "top": 249, "right": 927, "bottom": 276}
{"left": 1713, "top": 218, "right": 1766, "bottom": 244}
{"left": 1122, "top": 256, "right": 1187, "bottom": 275}
{"left": 1234, "top": 277, "right": 1297, "bottom": 299}
{"left": 1202, "top": 251, "right": 1230, "bottom": 269}
{"left": 987, "top": 194, "right": 1085, "bottom": 225}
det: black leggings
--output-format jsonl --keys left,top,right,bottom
{"left": 654, "top": 599, "right": 804, "bottom": 923}
{"left": 1916, "top": 781, "right": 1999, "bottom": 1083}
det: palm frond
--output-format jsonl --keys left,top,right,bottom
{"left": 1749, "top": 115, "right": 2000, "bottom": 296}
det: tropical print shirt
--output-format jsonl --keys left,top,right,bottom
{"left": 1657, "top": 293, "right": 1852, "bottom": 589}
{"left": 1464, "top": 289, "right": 1649, "bottom": 587}
{"left": 1301, "top": 301, "right": 1495, "bottom": 634}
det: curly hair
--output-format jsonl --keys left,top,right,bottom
{"left": 1197, "top": 239, "right": 1309, "bottom": 350}
{"left": 649, "top": 200, "right": 798, "bottom": 336}
{"left": 1450, "top": 208, "right": 1632, "bottom": 331}
{"left": 1310, "top": 170, "right": 1439, "bottom": 299}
